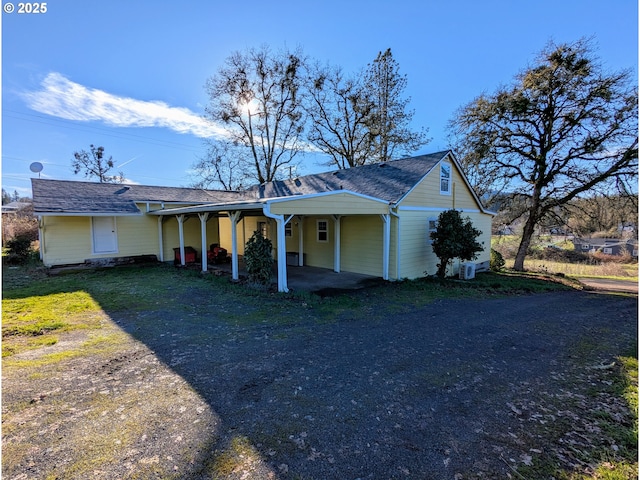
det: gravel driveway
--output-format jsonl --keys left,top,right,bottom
{"left": 3, "top": 286, "right": 637, "bottom": 479}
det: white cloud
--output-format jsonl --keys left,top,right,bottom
{"left": 22, "top": 72, "right": 228, "bottom": 139}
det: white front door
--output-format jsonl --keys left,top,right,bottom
{"left": 92, "top": 216, "right": 118, "bottom": 254}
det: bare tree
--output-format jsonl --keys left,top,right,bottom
{"left": 304, "top": 63, "right": 375, "bottom": 168}
{"left": 203, "top": 45, "right": 306, "bottom": 185}
{"left": 71, "top": 145, "right": 124, "bottom": 183}
{"left": 449, "top": 39, "right": 638, "bottom": 270}
{"left": 191, "top": 141, "right": 250, "bottom": 191}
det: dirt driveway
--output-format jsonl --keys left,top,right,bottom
{"left": 2, "top": 282, "right": 637, "bottom": 479}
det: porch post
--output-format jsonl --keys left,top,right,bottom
{"left": 157, "top": 216, "right": 164, "bottom": 262}
{"left": 297, "top": 216, "right": 304, "bottom": 266}
{"left": 228, "top": 211, "right": 241, "bottom": 281}
{"left": 198, "top": 212, "right": 210, "bottom": 272}
{"left": 381, "top": 214, "right": 390, "bottom": 280}
{"left": 333, "top": 215, "right": 341, "bottom": 273}
{"left": 177, "top": 215, "right": 186, "bottom": 266}
{"left": 37, "top": 217, "right": 45, "bottom": 261}
{"left": 263, "top": 204, "right": 289, "bottom": 293}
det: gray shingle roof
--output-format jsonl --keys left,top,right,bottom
{"left": 31, "top": 151, "right": 451, "bottom": 214}
{"left": 31, "top": 179, "right": 248, "bottom": 215}
{"left": 251, "top": 151, "right": 448, "bottom": 203}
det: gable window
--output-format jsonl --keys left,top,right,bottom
{"left": 317, "top": 219, "right": 328, "bottom": 242}
{"left": 92, "top": 216, "right": 118, "bottom": 254}
{"left": 440, "top": 163, "right": 451, "bottom": 195}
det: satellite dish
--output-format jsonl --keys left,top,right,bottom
{"left": 29, "top": 162, "right": 43, "bottom": 173}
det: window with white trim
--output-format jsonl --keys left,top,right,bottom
{"left": 317, "top": 219, "right": 328, "bottom": 242}
{"left": 440, "top": 163, "right": 451, "bottom": 195}
{"left": 258, "top": 221, "right": 268, "bottom": 238}
{"left": 285, "top": 223, "right": 292, "bottom": 237}
{"left": 427, "top": 217, "right": 438, "bottom": 245}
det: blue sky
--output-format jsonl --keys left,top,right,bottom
{"left": 2, "top": 0, "right": 637, "bottom": 197}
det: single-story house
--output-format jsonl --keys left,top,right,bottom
{"left": 2, "top": 200, "right": 32, "bottom": 215}
{"left": 31, "top": 150, "right": 495, "bottom": 292}
{"left": 572, "top": 237, "right": 638, "bottom": 257}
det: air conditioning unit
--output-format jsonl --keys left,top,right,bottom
{"left": 459, "top": 262, "right": 476, "bottom": 280}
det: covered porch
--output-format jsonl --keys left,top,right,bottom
{"left": 148, "top": 191, "right": 394, "bottom": 293}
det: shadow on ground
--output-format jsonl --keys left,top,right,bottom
{"left": 2, "top": 267, "right": 638, "bottom": 479}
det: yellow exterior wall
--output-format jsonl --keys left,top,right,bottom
{"left": 395, "top": 158, "right": 493, "bottom": 279}
{"left": 299, "top": 216, "right": 334, "bottom": 269}
{"left": 340, "top": 216, "right": 385, "bottom": 277}
{"left": 41, "top": 214, "right": 160, "bottom": 266}
{"left": 403, "top": 160, "right": 479, "bottom": 211}
{"left": 161, "top": 215, "right": 221, "bottom": 262}
{"left": 41, "top": 216, "right": 92, "bottom": 266}
{"left": 285, "top": 215, "right": 392, "bottom": 277}
{"left": 116, "top": 214, "right": 160, "bottom": 256}
{"left": 391, "top": 158, "right": 494, "bottom": 279}
{"left": 269, "top": 193, "right": 387, "bottom": 215}
{"left": 395, "top": 209, "right": 492, "bottom": 279}
{"left": 217, "top": 215, "right": 272, "bottom": 257}
{"left": 395, "top": 210, "right": 439, "bottom": 279}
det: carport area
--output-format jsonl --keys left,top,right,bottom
{"left": 284, "top": 265, "right": 384, "bottom": 294}
{"left": 150, "top": 190, "right": 394, "bottom": 293}
{"left": 209, "top": 261, "right": 384, "bottom": 294}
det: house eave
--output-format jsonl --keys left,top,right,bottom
{"left": 34, "top": 211, "right": 144, "bottom": 217}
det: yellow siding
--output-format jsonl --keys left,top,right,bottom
{"left": 464, "top": 212, "right": 492, "bottom": 265}
{"left": 115, "top": 215, "right": 159, "bottom": 256}
{"left": 395, "top": 159, "right": 492, "bottom": 279}
{"left": 217, "top": 215, "right": 272, "bottom": 257}
{"left": 403, "top": 161, "right": 480, "bottom": 211}
{"left": 284, "top": 217, "right": 302, "bottom": 255}
{"left": 161, "top": 215, "right": 222, "bottom": 262}
{"left": 300, "top": 216, "right": 334, "bottom": 269}
{"left": 397, "top": 211, "right": 438, "bottom": 279}
{"left": 41, "top": 214, "right": 160, "bottom": 266}
{"left": 396, "top": 209, "right": 492, "bottom": 279}
{"left": 340, "top": 216, "right": 384, "bottom": 276}
{"left": 269, "top": 193, "right": 388, "bottom": 215}
{"left": 41, "top": 216, "right": 92, "bottom": 266}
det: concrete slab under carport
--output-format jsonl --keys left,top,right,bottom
{"left": 208, "top": 261, "right": 384, "bottom": 295}
{"left": 285, "top": 265, "right": 385, "bottom": 295}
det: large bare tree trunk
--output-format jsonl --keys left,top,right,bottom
{"left": 513, "top": 213, "right": 537, "bottom": 271}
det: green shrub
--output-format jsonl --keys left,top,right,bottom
{"left": 5, "top": 235, "right": 34, "bottom": 264}
{"left": 430, "top": 209, "right": 483, "bottom": 278}
{"left": 490, "top": 248, "right": 505, "bottom": 271}
{"left": 244, "top": 231, "right": 273, "bottom": 285}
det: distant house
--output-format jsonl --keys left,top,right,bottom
{"left": 2, "top": 200, "right": 31, "bottom": 215}
{"left": 31, "top": 151, "right": 495, "bottom": 292}
{"left": 572, "top": 237, "right": 638, "bottom": 257}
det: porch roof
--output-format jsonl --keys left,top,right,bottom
{"left": 147, "top": 190, "right": 391, "bottom": 216}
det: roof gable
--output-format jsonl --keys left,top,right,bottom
{"left": 253, "top": 151, "right": 448, "bottom": 203}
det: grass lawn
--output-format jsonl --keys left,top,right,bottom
{"left": 492, "top": 235, "right": 638, "bottom": 281}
